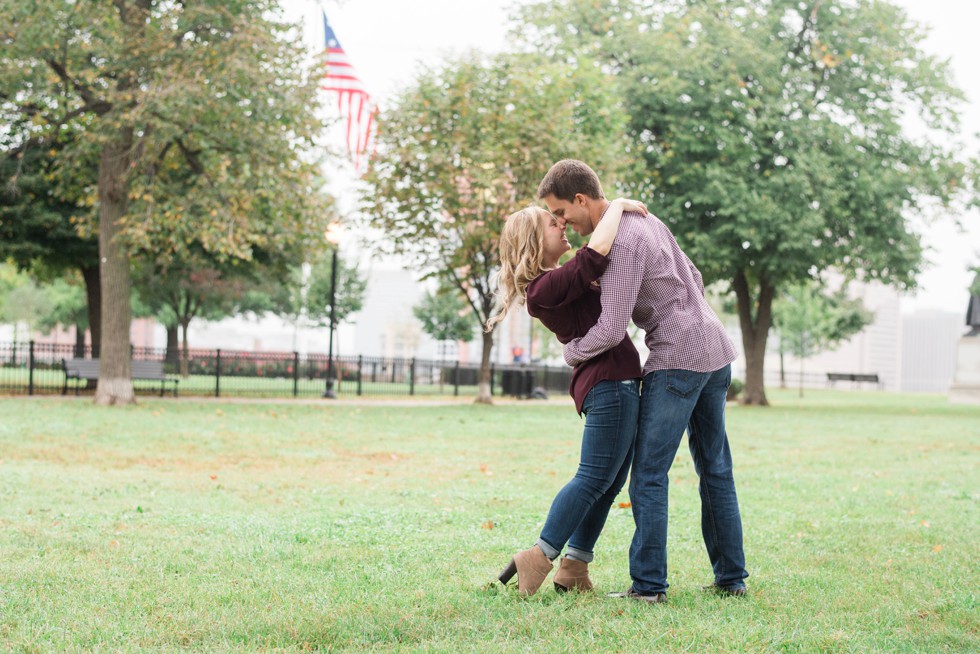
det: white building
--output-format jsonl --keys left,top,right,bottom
{"left": 757, "top": 281, "right": 965, "bottom": 393}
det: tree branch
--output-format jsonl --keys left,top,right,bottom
{"left": 45, "top": 58, "right": 112, "bottom": 115}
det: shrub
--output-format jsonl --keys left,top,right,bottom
{"left": 727, "top": 377, "right": 744, "bottom": 401}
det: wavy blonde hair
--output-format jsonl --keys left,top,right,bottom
{"left": 486, "top": 207, "right": 551, "bottom": 332}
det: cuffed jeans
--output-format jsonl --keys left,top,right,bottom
{"left": 537, "top": 379, "right": 639, "bottom": 561}
{"left": 629, "top": 365, "right": 747, "bottom": 594}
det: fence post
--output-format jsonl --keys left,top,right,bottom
{"left": 409, "top": 358, "right": 416, "bottom": 396}
{"left": 542, "top": 364, "right": 549, "bottom": 391}
{"left": 215, "top": 349, "right": 221, "bottom": 398}
{"left": 490, "top": 363, "right": 495, "bottom": 396}
{"left": 293, "top": 351, "right": 299, "bottom": 397}
{"left": 357, "top": 355, "right": 363, "bottom": 396}
{"left": 28, "top": 340, "right": 35, "bottom": 396}
{"left": 454, "top": 361, "right": 460, "bottom": 397}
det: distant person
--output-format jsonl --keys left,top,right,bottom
{"left": 538, "top": 159, "right": 748, "bottom": 603}
{"left": 486, "top": 198, "right": 646, "bottom": 596}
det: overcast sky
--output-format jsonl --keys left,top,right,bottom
{"left": 286, "top": 0, "right": 979, "bottom": 317}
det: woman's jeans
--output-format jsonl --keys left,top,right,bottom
{"left": 629, "top": 365, "right": 748, "bottom": 595}
{"left": 538, "top": 379, "right": 639, "bottom": 561}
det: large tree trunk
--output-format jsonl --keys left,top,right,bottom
{"left": 475, "top": 329, "right": 494, "bottom": 405}
{"left": 74, "top": 324, "right": 86, "bottom": 358}
{"left": 94, "top": 136, "right": 135, "bottom": 406}
{"left": 81, "top": 264, "right": 101, "bottom": 357}
{"left": 733, "top": 270, "right": 774, "bottom": 406}
{"left": 165, "top": 324, "right": 179, "bottom": 370}
{"left": 180, "top": 319, "right": 191, "bottom": 377}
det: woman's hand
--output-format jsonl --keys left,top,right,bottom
{"left": 612, "top": 197, "right": 648, "bottom": 216}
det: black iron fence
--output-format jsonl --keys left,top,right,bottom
{"left": 0, "top": 341, "right": 573, "bottom": 400}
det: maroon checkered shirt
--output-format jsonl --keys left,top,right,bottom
{"left": 563, "top": 211, "right": 737, "bottom": 374}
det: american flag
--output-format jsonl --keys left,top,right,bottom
{"left": 321, "top": 10, "right": 377, "bottom": 169}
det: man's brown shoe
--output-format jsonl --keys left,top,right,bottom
{"left": 703, "top": 584, "right": 747, "bottom": 597}
{"left": 608, "top": 587, "right": 667, "bottom": 604}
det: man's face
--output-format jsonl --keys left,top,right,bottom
{"left": 541, "top": 194, "right": 594, "bottom": 236}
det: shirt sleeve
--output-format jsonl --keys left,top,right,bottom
{"left": 526, "top": 248, "right": 608, "bottom": 313}
{"left": 563, "top": 231, "right": 644, "bottom": 366}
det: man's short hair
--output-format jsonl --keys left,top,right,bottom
{"left": 537, "top": 159, "right": 605, "bottom": 202}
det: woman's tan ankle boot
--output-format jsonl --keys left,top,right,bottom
{"left": 498, "top": 545, "right": 553, "bottom": 596}
{"left": 552, "top": 556, "right": 594, "bottom": 592}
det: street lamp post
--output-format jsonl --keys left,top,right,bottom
{"left": 323, "top": 224, "right": 341, "bottom": 399}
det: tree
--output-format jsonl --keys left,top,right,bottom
{"left": 772, "top": 281, "right": 873, "bottom": 391}
{"left": 414, "top": 282, "right": 475, "bottom": 390}
{"left": 413, "top": 282, "right": 474, "bottom": 347}
{"left": 2, "top": 0, "right": 333, "bottom": 404}
{"left": 0, "top": 265, "right": 53, "bottom": 355}
{"left": 35, "top": 274, "right": 90, "bottom": 356}
{"left": 361, "top": 53, "right": 630, "bottom": 403}
{"left": 0, "top": 137, "right": 102, "bottom": 353}
{"left": 305, "top": 252, "right": 367, "bottom": 333}
{"left": 265, "top": 250, "right": 367, "bottom": 342}
{"left": 518, "top": 0, "right": 977, "bottom": 404}
{"left": 133, "top": 256, "right": 256, "bottom": 375}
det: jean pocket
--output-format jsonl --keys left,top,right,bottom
{"left": 665, "top": 370, "right": 700, "bottom": 398}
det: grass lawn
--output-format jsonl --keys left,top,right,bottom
{"left": 0, "top": 390, "right": 977, "bottom": 652}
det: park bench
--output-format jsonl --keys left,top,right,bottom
{"left": 826, "top": 372, "right": 882, "bottom": 390}
{"left": 62, "top": 358, "right": 179, "bottom": 397}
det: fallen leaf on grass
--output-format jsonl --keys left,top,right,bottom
{"left": 618, "top": 502, "right": 632, "bottom": 509}
{"left": 209, "top": 474, "right": 217, "bottom": 481}
{"left": 933, "top": 545, "right": 943, "bottom": 553}
{"left": 482, "top": 520, "right": 496, "bottom": 530}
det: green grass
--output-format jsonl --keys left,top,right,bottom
{"left": 0, "top": 390, "right": 977, "bottom": 652}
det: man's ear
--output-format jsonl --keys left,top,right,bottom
{"left": 574, "top": 193, "right": 588, "bottom": 206}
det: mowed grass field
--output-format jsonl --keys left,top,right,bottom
{"left": 0, "top": 390, "right": 977, "bottom": 653}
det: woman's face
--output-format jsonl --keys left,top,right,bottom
{"left": 539, "top": 209, "right": 570, "bottom": 267}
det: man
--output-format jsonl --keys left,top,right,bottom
{"left": 538, "top": 159, "right": 748, "bottom": 603}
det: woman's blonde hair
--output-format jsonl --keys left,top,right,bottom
{"left": 485, "top": 207, "right": 551, "bottom": 332}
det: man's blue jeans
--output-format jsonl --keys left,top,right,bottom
{"left": 538, "top": 379, "right": 639, "bottom": 561}
{"left": 629, "top": 365, "right": 747, "bottom": 594}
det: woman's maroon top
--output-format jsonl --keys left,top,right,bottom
{"left": 525, "top": 247, "right": 642, "bottom": 414}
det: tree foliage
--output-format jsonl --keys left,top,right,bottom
{"left": 413, "top": 282, "right": 475, "bottom": 346}
{"left": 361, "top": 52, "right": 630, "bottom": 402}
{"left": 773, "top": 281, "right": 873, "bottom": 360}
{"left": 0, "top": 264, "right": 52, "bottom": 340}
{"left": 263, "top": 250, "right": 367, "bottom": 330}
{"left": 305, "top": 252, "right": 367, "bottom": 330}
{"left": 516, "top": 0, "right": 977, "bottom": 404}
{"left": 1, "top": 0, "right": 335, "bottom": 404}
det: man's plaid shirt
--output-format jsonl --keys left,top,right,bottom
{"left": 564, "top": 211, "right": 737, "bottom": 375}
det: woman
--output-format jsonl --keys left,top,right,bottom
{"left": 485, "top": 198, "right": 645, "bottom": 596}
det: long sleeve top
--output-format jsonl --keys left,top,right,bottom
{"left": 526, "top": 247, "right": 642, "bottom": 413}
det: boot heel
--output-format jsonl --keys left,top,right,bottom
{"left": 498, "top": 559, "right": 517, "bottom": 585}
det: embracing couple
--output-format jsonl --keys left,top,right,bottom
{"left": 486, "top": 160, "right": 748, "bottom": 603}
